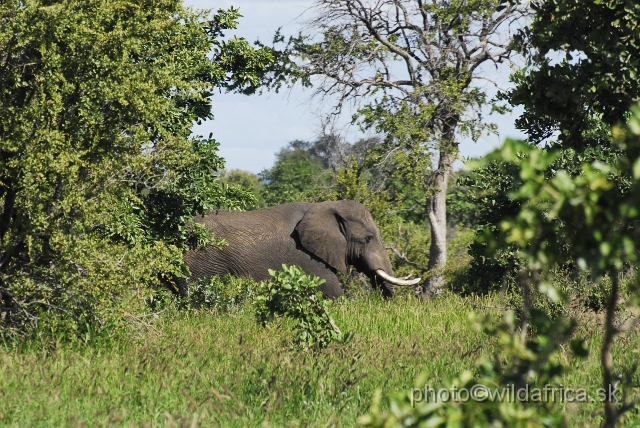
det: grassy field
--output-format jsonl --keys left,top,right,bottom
{"left": 1, "top": 292, "right": 639, "bottom": 427}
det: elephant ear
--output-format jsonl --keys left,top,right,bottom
{"left": 295, "top": 204, "right": 348, "bottom": 273}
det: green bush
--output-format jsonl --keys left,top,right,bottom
{"left": 0, "top": 0, "right": 273, "bottom": 341}
{"left": 219, "top": 169, "right": 266, "bottom": 209}
{"left": 254, "top": 264, "right": 346, "bottom": 349}
{"left": 459, "top": 146, "right": 631, "bottom": 295}
{"left": 180, "top": 275, "right": 257, "bottom": 312}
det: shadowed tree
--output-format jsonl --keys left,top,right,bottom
{"left": 503, "top": 0, "right": 640, "bottom": 150}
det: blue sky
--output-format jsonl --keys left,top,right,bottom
{"left": 184, "top": 0, "right": 526, "bottom": 173}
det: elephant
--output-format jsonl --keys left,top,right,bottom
{"left": 182, "top": 200, "right": 420, "bottom": 298}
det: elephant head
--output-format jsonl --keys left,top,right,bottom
{"left": 295, "top": 200, "right": 419, "bottom": 296}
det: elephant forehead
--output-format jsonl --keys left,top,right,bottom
{"left": 347, "top": 219, "right": 374, "bottom": 234}
{"left": 342, "top": 208, "right": 375, "bottom": 227}
{"left": 333, "top": 201, "right": 371, "bottom": 218}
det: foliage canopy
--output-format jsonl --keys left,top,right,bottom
{"left": 259, "top": 140, "right": 328, "bottom": 206}
{"left": 466, "top": 0, "right": 640, "bottom": 292}
{"left": 503, "top": 0, "right": 640, "bottom": 149}
{"left": 0, "top": 0, "right": 274, "bottom": 338}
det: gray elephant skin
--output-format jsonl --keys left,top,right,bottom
{"left": 183, "top": 200, "right": 418, "bottom": 298}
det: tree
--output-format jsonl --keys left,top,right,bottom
{"left": 0, "top": 0, "right": 274, "bottom": 338}
{"left": 425, "top": 0, "right": 640, "bottom": 297}
{"left": 496, "top": 3, "right": 640, "bottom": 425}
{"left": 480, "top": 108, "right": 640, "bottom": 427}
{"left": 283, "top": 0, "right": 529, "bottom": 296}
{"left": 259, "top": 135, "right": 386, "bottom": 206}
{"left": 220, "top": 169, "right": 265, "bottom": 208}
{"left": 259, "top": 140, "right": 329, "bottom": 205}
{"left": 503, "top": 0, "right": 640, "bottom": 149}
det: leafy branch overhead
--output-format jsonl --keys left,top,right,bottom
{"left": 207, "top": 8, "right": 278, "bottom": 95}
{"left": 503, "top": 0, "right": 640, "bottom": 148}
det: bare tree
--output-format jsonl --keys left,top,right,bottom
{"left": 288, "top": 0, "right": 529, "bottom": 296}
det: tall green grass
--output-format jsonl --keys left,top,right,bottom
{"left": 0, "top": 293, "right": 638, "bottom": 427}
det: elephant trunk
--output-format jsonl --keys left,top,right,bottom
{"left": 375, "top": 269, "right": 421, "bottom": 286}
{"left": 360, "top": 238, "right": 421, "bottom": 296}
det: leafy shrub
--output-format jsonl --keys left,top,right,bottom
{"left": 459, "top": 146, "right": 631, "bottom": 295}
{"left": 148, "top": 275, "right": 258, "bottom": 314}
{"left": 0, "top": 1, "right": 272, "bottom": 340}
{"left": 219, "top": 169, "right": 266, "bottom": 209}
{"left": 180, "top": 275, "right": 257, "bottom": 311}
{"left": 254, "top": 264, "right": 346, "bottom": 349}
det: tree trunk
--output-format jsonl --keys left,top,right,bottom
{"left": 417, "top": 117, "right": 458, "bottom": 298}
{"left": 601, "top": 271, "right": 619, "bottom": 428}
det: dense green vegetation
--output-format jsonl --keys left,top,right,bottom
{"left": 2, "top": 289, "right": 639, "bottom": 427}
{"left": 2, "top": 0, "right": 640, "bottom": 426}
{"left": 259, "top": 140, "right": 329, "bottom": 206}
{"left": 0, "top": 0, "right": 274, "bottom": 339}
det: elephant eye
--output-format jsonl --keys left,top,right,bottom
{"left": 365, "top": 235, "right": 373, "bottom": 243}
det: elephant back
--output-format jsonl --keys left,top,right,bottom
{"left": 185, "top": 202, "right": 314, "bottom": 281}
{"left": 194, "top": 202, "right": 312, "bottom": 236}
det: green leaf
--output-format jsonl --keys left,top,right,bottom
{"left": 569, "top": 339, "right": 590, "bottom": 358}
{"left": 539, "top": 281, "right": 567, "bottom": 303}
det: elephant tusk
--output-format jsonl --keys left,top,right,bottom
{"left": 375, "top": 269, "right": 421, "bottom": 286}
